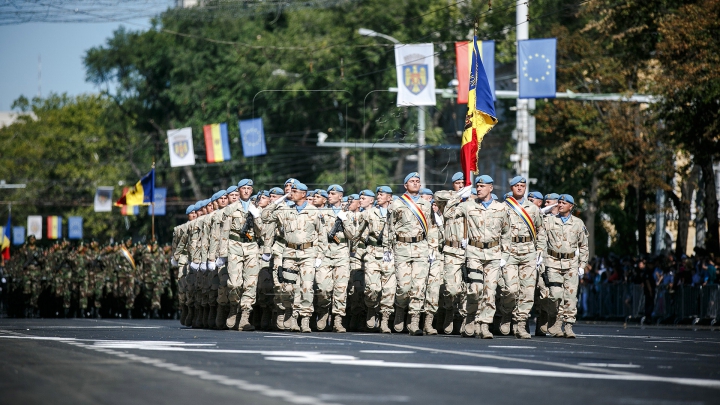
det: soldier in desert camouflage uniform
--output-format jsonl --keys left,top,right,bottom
{"left": 186, "top": 201, "right": 206, "bottom": 326}
{"left": 535, "top": 193, "right": 559, "bottom": 336}
{"left": 173, "top": 204, "right": 197, "bottom": 325}
{"left": 204, "top": 189, "right": 229, "bottom": 328}
{"left": 420, "top": 188, "right": 444, "bottom": 335}
{"left": 212, "top": 186, "right": 239, "bottom": 329}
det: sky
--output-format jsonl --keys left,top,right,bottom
{"left": 0, "top": 19, "right": 153, "bottom": 111}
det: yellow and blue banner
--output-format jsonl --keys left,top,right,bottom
{"left": 47, "top": 216, "right": 62, "bottom": 239}
{"left": 505, "top": 196, "right": 537, "bottom": 241}
{"left": 203, "top": 123, "right": 231, "bottom": 163}
{"left": 399, "top": 193, "right": 428, "bottom": 235}
{"left": 115, "top": 169, "right": 155, "bottom": 207}
{"left": 1, "top": 214, "right": 11, "bottom": 260}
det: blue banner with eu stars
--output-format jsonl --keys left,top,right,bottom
{"left": 518, "top": 38, "right": 556, "bottom": 99}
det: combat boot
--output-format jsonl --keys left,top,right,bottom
{"left": 478, "top": 322, "right": 494, "bottom": 339}
{"left": 126, "top": 309, "right": 133, "bottom": 320}
{"left": 564, "top": 324, "right": 576, "bottom": 338}
{"left": 442, "top": 309, "right": 454, "bottom": 334}
{"left": 300, "top": 317, "right": 311, "bottom": 333}
{"left": 282, "top": 309, "right": 295, "bottom": 330}
{"left": 274, "top": 310, "right": 286, "bottom": 330}
{"left": 366, "top": 309, "right": 377, "bottom": 330}
{"left": 380, "top": 313, "right": 391, "bottom": 333}
{"left": 408, "top": 314, "right": 423, "bottom": 336}
{"left": 499, "top": 313, "right": 512, "bottom": 336}
{"left": 514, "top": 321, "right": 531, "bottom": 339}
{"left": 316, "top": 309, "right": 330, "bottom": 331}
{"left": 423, "top": 313, "right": 437, "bottom": 335}
{"left": 260, "top": 309, "right": 272, "bottom": 331}
{"left": 461, "top": 315, "right": 476, "bottom": 337}
{"left": 238, "top": 310, "right": 255, "bottom": 331}
{"left": 152, "top": 309, "right": 160, "bottom": 320}
{"left": 216, "top": 305, "right": 229, "bottom": 329}
{"left": 192, "top": 304, "right": 203, "bottom": 328}
{"left": 287, "top": 313, "right": 300, "bottom": 332}
{"left": 207, "top": 306, "right": 217, "bottom": 328}
{"left": 201, "top": 306, "right": 210, "bottom": 328}
{"left": 333, "top": 315, "right": 346, "bottom": 333}
{"left": 547, "top": 316, "right": 564, "bottom": 337}
{"left": 226, "top": 304, "right": 239, "bottom": 330}
{"left": 393, "top": 307, "right": 406, "bottom": 333}
{"left": 348, "top": 313, "right": 360, "bottom": 332}
{"left": 185, "top": 305, "right": 194, "bottom": 326}
{"left": 535, "top": 312, "right": 548, "bottom": 336}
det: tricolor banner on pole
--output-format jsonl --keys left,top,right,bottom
{"left": 394, "top": 43, "right": 437, "bottom": 106}
{"left": 47, "top": 216, "right": 62, "bottom": 239}
{"left": 239, "top": 118, "right": 267, "bottom": 157}
{"left": 118, "top": 188, "right": 140, "bottom": 216}
{"left": 203, "top": 123, "right": 231, "bottom": 163}
{"left": 115, "top": 169, "right": 155, "bottom": 207}
{"left": 27, "top": 216, "right": 42, "bottom": 240}
{"left": 455, "top": 40, "right": 495, "bottom": 104}
{"left": 167, "top": 127, "right": 196, "bottom": 167}
{"left": 68, "top": 216, "right": 83, "bottom": 240}
{"left": 94, "top": 186, "right": 114, "bottom": 212}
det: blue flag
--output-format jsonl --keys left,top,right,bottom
{"left": 149, "top": 188, "right": 167, "bottom": 216}
{"left": 239, "top": 118, "right": 267, "bottom": 157}
{"left": 12, "top": 227, "right": 25, "bottom": 245}
{"left": 518, "top": 38, "right": 557, "bottom": 99}
{"left": 68, "top": 217, "right": 83, "bottom": 240}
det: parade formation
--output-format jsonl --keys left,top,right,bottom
{"left": 168, "top": 170, "right": 588, "bottom": 339}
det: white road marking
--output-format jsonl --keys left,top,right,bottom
{"left": 19, "top": 326, "right": 163, "bottom": 329}
{"left": 578, "top": 363, "right": 642, "bottom": 369}
{"left": 360, "top": 350, "right": 415, "bottom": 354}
{"left": 646, "top": 340, "right": 682, "bottom": 343}
{"left": 488, "top": 346, "right": 536, "bottom": 349}
{"left": 318, "top": 394, "right": 410, "bottom": 402}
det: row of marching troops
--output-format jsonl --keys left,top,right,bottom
{"left": 173, "top": 170, "right": 589, "bottom": 339}
{"left": 1, "top": 237, "right": 174, "bottom": 319}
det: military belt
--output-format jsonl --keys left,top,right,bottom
{"left": 287, "top": 241, "right": 314, "bottom": 250}
{"left": 396, "top": 235, "right": 425, "bottom": 243}
{"left": 548, "top": 249, "right": 575, "bottom": 259}
{"left": 511, "top": 236, "right": 533, "bottom": 243}
{"left": 229, "top": 233, "right": 252, "bottom": 243}
{"left": 464, "top": 267, "right": 484, "bottom": 283}
{"left": 468, "top": 239, "right": 499, "bottom": 249}
{"left": 444, "top": 241, "right": 462, "bottom": 248}
{"left": 547, "top": 282, "right": 563, "bottom": 287}
{"left": 330, "top": 237, "right": 347, "bottom": 244}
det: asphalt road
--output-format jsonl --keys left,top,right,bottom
{"left": 0, "top": 319, "right": 718, "bottom": 405}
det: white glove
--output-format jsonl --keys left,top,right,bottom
{"left": 207, "top": 261, "right": 216, "bottom": 271}
{"left": 434, "top": 213, "right": 444, "bottom": 226}
{"left": 428, "top": 252, "right": 435, "bottom": 264}
{"left": 336, "top": 211, "right": 348, "bottom": 221}
{"left": 216, "top": 257, "right": 226, "bottom": 267}
{"left": 170, "top": 258, "right": 178, "bottom": 267}
{"left": 579, "top": 267, "right": 585, "bottom": 277}
{"left": 499, "top": 258, "right": 507, "bottom": 268}
{"left": 261, "top": 253, "right": 271, "bottom": 262}
{"left": 461, "top": 239, "right": 468, "bottom": 249}
{"left": 189, "top": 262, "right": 200, "bottom": 271}
{"left": 314, "top": 258, "right": 323, "bottom": 268}
{"left": 248, "top": 204, "right": 261, "bottom": 218}
{"left": 274, "top": 193, "right": 291, "bottom": 205}
{"left": 200, "top": 262, "right": 207, "bottom": 271}
{"left": 535, "top": 252, "right": 543, "bottom": 267}
{"left": 458, "top": 185, "right": 472, "bottom": 199}
{"left": 383, "top": 251, "right": 393, "bottom": 262}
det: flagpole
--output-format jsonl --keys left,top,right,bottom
{"left": 151, "top": 161, "right": 156, "bottom": 242}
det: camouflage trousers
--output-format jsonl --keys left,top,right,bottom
{"left": 208, "top": 267, "right": 219, "bottom": 308}
{"left": 534, "top": 265, "right": 559, "bottom": 318}
{"left": 227, "top": 241, "right": 261, "bottom": 311}
{"left": 78, "top": 280, "right": 90, "bottom": 309}
{"left": 24, "top": 279, "right": 41, "bottom": 308}
{"left": 363, "top": 256, "right": 396, "bottom": 315}
{"left": 216, "top": 261, "right": 229, "bottom": 306}
{"left": 144, "top": 281, "right": 163, "bottom": 310}
{"left": 546, "top": 266, "right": 578, "bottom": 324}
{"left": 315, "top": 255, "right": 350, "bottom": 316}
{"left": 256, "top": 264, "right": 274, "bottom": 311}
{"left": 117, "top": 275, "right": 136, "bottom": 310}
{"left": 195, "top": 270, "right": 209, "bottom": 306}
{"left": 176, "top": 263, "right": 188, "bottom": 307}
{"left": 394, "top": 255, "right": 430, "bottom": 315}
{"left": 90, "top": 275, "right": 104, "bottom": 308}
{"left": 282, "top": 256, "right": 315, "bottom": 317}
{"left": 464, "top": 258, "right": 500, "bottom": 324}
{"left": 441, "top": 253, "right": 465, "bottom": 315}
{"left": 55, "top": 280, "right": 72, "bottom": 309}
{"left": 184, "top": 265, "right": 197, "bottom": 307}
{"left": 423, "top": 251, "right": 444, "bottom": 314}
{"left": 348, "top": 255, "right": 365, "bottom": 316}
{"left": 499, "top": 256, "right": 537, "bottom": 323}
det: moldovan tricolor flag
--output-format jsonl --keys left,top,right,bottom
{"left": 1, "top": 214, "right": 11, "bottom": 260}
{"left": 455, "top": 40, "right": 495, "bottom": 104}
{"left": 460, "top": 36, "right": 498, "bottom": 186}
{"left": 203, "top": 123, "right": 231, "bottom": 163}
{"left": 117, "top": 188, "right": 140, "bottom": 216}
{"left": 47, "top": 216, "right": 62, "bottom": 239}
{"left": 115, "top": 169, "right": 155, "bottom": 207}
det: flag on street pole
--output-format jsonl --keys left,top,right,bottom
{"left": 27, "top": 216, "right": 42, "bottom": 240}
{"left": 394, "top": 43, "right": 437, "bottom": 106}
{"left": 1, "top": 214, "right": 10, "bottom": 260}
{"left": 239, "top": 118, "right": 267, "bottom": 157}
{"left": 456, "top": 40, "right": 495, "bottom": 104}
{"left": 115, "top": 169, "right": 155, "bottom": 207}
{"left": 12, "top": 227, "right": 25, "bottom": 245}
{"left": 149, "top": 188, "right": 167, "bottom": 216}
{"left": 68, "top": 217, "right": 83, "bottom": 240}
{"left": 94, "top": 186, "right": 114, "bottom": 212}
{"left": 203, "top": 123, "right": 231, "bottom": 163}
{"left": 47, "top": 216, "right": 62, "bottom": 239}
{"left": 167, "top": 127, "right": 196, "bottom": 167}
{"left": 518, "top": 38, "right": 557, "bottom": 98}
{"left": 461, "top": 36, "right": 498, "bottom": 186}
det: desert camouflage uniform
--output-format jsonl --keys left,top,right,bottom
{"left": 262, "top": 203, "right": 294, "bottom": 323}
{"left": 204, "top": 209, "right": 224, "bottom": 312}
{"left": 314, "top": 206, "right": 354, "bottom": 320}
{"left": 347, "top": 211, "right": 366, "bottom": 323}
{"left": 436, "top": 191, "right": 468, "bottom": 333}
{"left": 187, "top": 217, "right": 204, "bottom": 310}
{"left": 223, "top": 200, "right": 263, "bottom": 311}
{"left": 172, "top": 222, "right": 191, "bottom": 310}
{"left": 212, "top": 203, "right": 233, "bottom": 307}
{"left": 354, "top": 206, "right": 395, "bottom": 316}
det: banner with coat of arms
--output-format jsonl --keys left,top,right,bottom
{"left": 394, "top": 43, "right": 436, "bottom": 107}
{"left": 167, "top": 127, "right": 196, "bottom": 167}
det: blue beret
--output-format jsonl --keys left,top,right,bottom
{"left": 237, "top": 179, "right": 254, "bottom": 188}
{"left": 315, "top": 189, "right": 328, "bottom": 198}
{"left": 185, "top": 205, "right": 195, "bottom": 215}
{"left": 261, "top": 190, "right": 269, "bottom": 197}
{"left": 269, "top": 187, "right": 283, "bottom": 195}
{"left": 376, "top": 185, "right": 393, "bottom": 194}
{"left": 451, "top": 172, "right": 464, "bottom": 182}
{"left": 509, "top": 176, "right": 526, "bottom": 186}
{"left": 217, "top": 189, "right": 227, "bottom": 198}
{"left": 559, "top": 194, "right": 575, "bottom": 204}
{"left": 475, "top": 175, "right": 494, "bottom": 185}
{"left": 420, "top": 188, "right": 433, "bottom": 196}
{"left": 471, "top": 188, "right": 477, "bottom": 195}
{"left": 528, "top": 191, "right": 543, "bottom": 200}
{"left": 284, "top": 178, "right": 297, "bottom": 185}
{"left": 193, "top": 202, "right": 203, "bottom": 211}
{"left": 545, "top": 193, "right": 560, "bottom": 200}
{"left": 226, "top": 185, "right": 238, "bottom": 194}
{"left": 349, "top": 194, "right": 359, "bottom": 200}
{"left": 359, "top": 189, "right": 376, "bottom": 197}
{"left": 307, "top": 190, "right": 316, "bottom": 197}
{"left": 291, "top": 182, "right": 308, "bottom": 191}
{"left": 204, "top": 199, "right": 212, "bottom": 206}
{"left": 404, "top": 172, "right": 420, "bottom": 184}
{"left": 491, "top": 193, "right": 498, "bottom": 200}
{"left": 327, "top": 184, "right": 344, "bottom": 193}
{"left": 342, "top": 196, "right": 348, "bottom": 203}
{"left": 210, "top": 192, "right": 220, "bottom": 202}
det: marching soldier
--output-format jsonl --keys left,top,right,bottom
{"left": 535, "top": 192, "right": 560, "bottom": 336}
{"left": 116, "top": 237, "right": 137, "bottom": 318}
{"left": 186, "top": 201, "right": 206, "bottom": 326}
{"left": 205, "top": 189, "right": 229, "bottom": 328}
{"left": 173, "top": 204, "right": 197, "bottom": 325}
{"left": 420, "top": 189, "right": 444, "bottom": 335}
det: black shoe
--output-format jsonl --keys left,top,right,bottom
{"left": 126, "top": 309, "right": 132, "bottom": 319}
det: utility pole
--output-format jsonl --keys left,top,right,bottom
{"left": 516, "top": 1, "right": 530, "bottom": 183}
{"left": 38, "top": 55, "right": 42, "bottom": 99}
